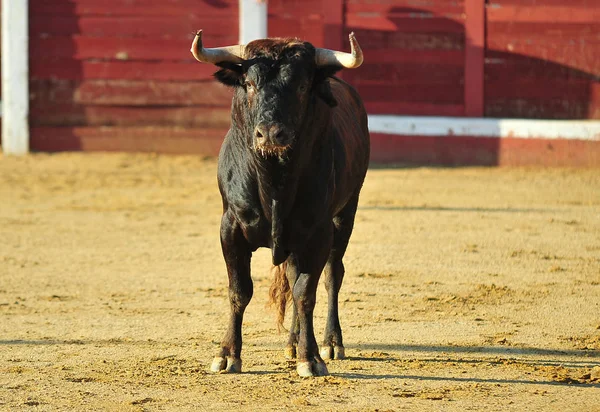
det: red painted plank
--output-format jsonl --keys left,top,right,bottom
{"left": 31, "top": 15, "right": 238, "bottom": 38}
{"left": 268, "top": 17, "right": 324, "bottom": 46}
{"left": 497, "top": 138, "right": 600, "bottom": 167}
{"left": 344, "top": 63, "right": 463, "bottom": 86}
{"left": 345, "top": 2, "right": 465, "bottom": 17}
{"left": 487, "top": 21, "right": 600, "bottom": 39}
{"left": 30, "top": 126, "right": 227, "bottom": 155}
{"left": 355, "top": 49, "right": 464, "bottom": 65}
{"left": 370, "top": 134, "right": 500, "bottom": 165}
{"left": 486, "top": 44, "right": 600, "bottom": 77}
{"left": 31, "top": 0, "right": 236, "bottom": 4}
{"left": 487, "top": 5, "right": 600, "bottom": 23}
{"left": 464, "top": 0, "right": 484, "bottom": 117}
{"left": 30, "top": 1, "right": 238, "bottom": 17}
{"left": 370, "top": 133, "right": 600, "bottom": 167}
{"left": 365, "top": 102, "right": 465, "bottom": 116}
{"left": 356, "top": 83, "right": 464, "bottom": 104}
{"left": 30, "top": 79, "right": 234, "bottom": 106}
{"left": 485, "top": 77, "right": 598, "bottom": 100}
{"left": 30, "top": 105, "right": 232, "bottom": 128}
{"left": 345, "top": 15, "right": 465, "bottom": 33}
{"left": 31, "top": 36, "right": 214, "bottom": 60}
{"left": 347, "top": 29, "right": 464, "bottom": 51}
{"left": 31, "top": 60, "right": 218, "bottom": 81}
{"left": 485, "top": 50, "right": 598, "bottom": 78}
{"left": 485, "top": 98, "right": 593, "bottom": 120}
{"left": 489, "top": 0, "right": 593, "bottom": 5}
{"left": 269, "top": 0, "right": 325, "bottom": 11}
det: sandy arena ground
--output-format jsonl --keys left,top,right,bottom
{"left": 0, "top": 152, "right": 599, "bottom": 411}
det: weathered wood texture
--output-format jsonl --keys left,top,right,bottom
{"left": 486, "top": 0, "right": 600, "bottom": 119}
{"left": 27, "top": 0, "right": 238, "bottom": 152}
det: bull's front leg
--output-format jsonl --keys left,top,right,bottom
{"left": 210, "top": 211, "right": 252, "bottom": 373}
{"left": 292, "top": 224, "right": 333, "bottom": 377}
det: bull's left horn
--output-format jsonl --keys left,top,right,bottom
{"left": 314, "top": 32, "right": 363, "bottom": 69}
{"left": 190, "top": 30, "right": 245, "bottom": 64}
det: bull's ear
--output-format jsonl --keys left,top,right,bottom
{"left": 315, "top": 65, "right": 343, "bottom": 82}
{"left": 313, "top": 65, "right": 342, "bottom": 107}
{"left": 213, "top": 62, "right": 244, "bottom": 87}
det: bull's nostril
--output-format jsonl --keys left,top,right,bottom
{"left": 270, "top": 125, "right": 286, "bottom": 142}
{"left": 254, "top": 126, "right": 266, "bottom": 143}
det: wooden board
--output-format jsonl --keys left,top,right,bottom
{"left": 31, "top": 60, "right": 218, "bottom": 81}
{"left": 370, "top": 133, "right": 600, "bottom": 167}
{"left": 30, "top": 126, "right": 227, "bottom": 155}
{"left": 30, "top": 105, "right": 232, "bottom": 128}
{"left": 30, "top": 79, "right": 233, "bottom": 106}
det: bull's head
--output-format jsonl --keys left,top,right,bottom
{"left": 190, "top": 30, "right": 363, "bottom": 158}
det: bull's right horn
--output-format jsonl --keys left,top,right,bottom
{"left": 314, "top": 32, "right": 363, "bottom": 69}
{"left": 190, "top": 30, "right": 245, "bottom": 65}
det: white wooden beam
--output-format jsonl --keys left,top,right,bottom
{"left": 1, "top": 0, "right": 29, "bottom": 154}
{"left": 239, "top": 0, "right": 267, "bottom": 44}
{"left": 368, "top": 115, "right": 600, "bottom": 141}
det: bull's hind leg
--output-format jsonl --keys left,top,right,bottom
{"left": 320, "top": 193, "right": 360, "bottom": 360}
{"left": 210, "top": 211, "right": 252, "bottom": 373}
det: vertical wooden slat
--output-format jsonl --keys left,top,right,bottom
{"left": 1, "top": 0, "right": 29, "bottom": 154}
{"left": 239, "top": 0, "right": 267, "bottom": 43}
{"left": 464, "top": 0, "right": 485, "bottom": 117}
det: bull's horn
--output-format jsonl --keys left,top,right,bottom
{"left": 190, "top": 30, "right": 245, "bottom": 64}
{"left": 315, "top": 32, "right": 363, "bottom": 69}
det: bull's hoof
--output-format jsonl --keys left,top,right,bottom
{"left": 210, "top": 356, "right": 242, "bottom": 373}
{"left": 284, "top": 345, "right": 297, "bottom": 360}
{"left": 296, "top": 360, "right": 329, "bottom": 377}
{"left": 320, "top": 345, "right": 345, "bottom": 360}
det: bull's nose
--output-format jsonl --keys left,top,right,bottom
{"left": 254, "top": 123, "right": 285, "bottom": 145}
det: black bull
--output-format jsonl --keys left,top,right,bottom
{"left": 191, "top": 31, "right": 370, "bottom": 377}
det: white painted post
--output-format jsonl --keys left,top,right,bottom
{"left": 239, "top": 0, "right": 268, "bottom": 44}
{"left": 1, "top": 0, "right": 29, "bottom": 155}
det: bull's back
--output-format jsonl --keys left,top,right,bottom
{"left": 328, "top": 77, "right": 370, "bottom": 211}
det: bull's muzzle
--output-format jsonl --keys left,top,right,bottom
{"left": 253, "top": 123, "right": 290, "bottom": 157}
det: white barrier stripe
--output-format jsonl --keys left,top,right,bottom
{"left": 368, "top": 115, "right": 600, "bottom": 141}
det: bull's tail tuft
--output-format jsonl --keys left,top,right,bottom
{"left": 268, "top": 262, "right": 291, "bottom": 331}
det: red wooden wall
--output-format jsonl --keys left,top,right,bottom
{"left": 1, "top": 0, "right": 597, "bottom": 154}
{"left": 28, "top": 0, "right": 238, "bottom": 152}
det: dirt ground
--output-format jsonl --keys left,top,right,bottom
{"left": 0, "top": 152, "right": 599, "bottom": 411}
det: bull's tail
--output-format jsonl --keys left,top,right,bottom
{"left": 268, "top": 262, "right": 291, "bottom": 330}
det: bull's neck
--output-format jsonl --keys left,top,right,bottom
{"left": 251, "top": 155, "right": 296, "bottom": 265}
{"left": 250, "top": 96, "right": 333, "bottom": 265}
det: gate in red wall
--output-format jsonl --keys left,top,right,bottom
{"left": 339, "top": 0, "right": 599, "bottom": 120}
{"left": 28, "top": 0, "right": 239, "bottom": 153}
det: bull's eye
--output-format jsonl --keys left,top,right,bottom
{"left": 299, "top": 84, "right": 307, "bottom": 92}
